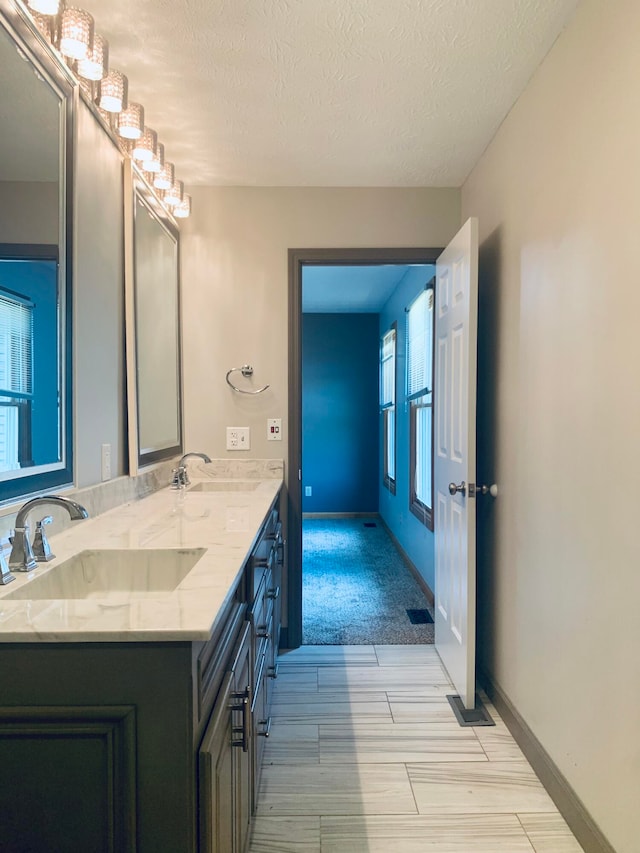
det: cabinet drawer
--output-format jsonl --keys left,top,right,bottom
{"left": 197, "top": 594, "right": 246, "bottom": 725}
{"left": 249, "top": 509, "right": 279, "bottom": 597}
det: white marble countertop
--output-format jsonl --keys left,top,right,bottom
{"left": 0, "top": 470, "right": 282, "bottom": 643}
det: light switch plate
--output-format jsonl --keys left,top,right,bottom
{"left": 101, "top": 443, "right": 112, "bottom": 481}
{"left": 267, "top": 418, "right": 282, "bottom": 441}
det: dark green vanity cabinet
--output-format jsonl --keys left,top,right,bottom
{"left": 0, "top": 493, "right": 283, "bottom": 853}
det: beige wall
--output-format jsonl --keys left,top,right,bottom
{"left": 180, "top": 187, "right": 461, "bottom": 466}
{"left": 0, "top": 181, "right": 58, "bottom": 244}
{"left": 462, "top": 1, "right": 640, "bottom": 850}
{"left": 74, "top": 100, "right": 126, "bottom": 487}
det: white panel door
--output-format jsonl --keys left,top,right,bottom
{"left": 434, "top": 217, "right": 478, "bottom": 710}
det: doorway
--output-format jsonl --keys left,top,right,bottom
{"left": 286, "top": 247, "right": 442, "bottom": 650}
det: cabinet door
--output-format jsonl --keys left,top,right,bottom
{"left": 231, "top": 622, "right": 252, "bottom": 853}
{"left": 199, "top": 672, "right": 235, "bottom": 853}
{"left": 199, "top": 622, "right": 252, "bottom": 853}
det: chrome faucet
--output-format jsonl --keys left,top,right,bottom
{"left": 171, "top": 452, "right": 212, "bottom": 489}
{"left": 8, "top": 496, "right": 89, "bottom": 573}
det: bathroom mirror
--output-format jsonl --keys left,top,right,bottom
{"left": 0, "top": 5, "right": 74, "bottom": 502}
{"left": 124, "top": 163, "right": 183, "bottom": 473}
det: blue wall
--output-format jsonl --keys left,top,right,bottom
{"left": 302, "top": 313, "right": 379, "bottom": 513}
{"left": 379, "top": 265, "right": 436, "bottom": 593}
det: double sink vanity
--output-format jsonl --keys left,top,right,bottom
{"left": 0, "top": 5, "right": 284, "bottom": 850}
{"left": 0, "top": 464, "right": 283, "bottom": 853}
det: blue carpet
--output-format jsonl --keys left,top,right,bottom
{"left": 302, "top": 517, "right": 435, "bottom": 645}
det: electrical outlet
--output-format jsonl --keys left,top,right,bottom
{"left": 226, "top": 426, "right": 250, "bottom": 451}
{"left": 101, "top": 443, "right": 112, "bottom": 481}
{"left": 267, "top": 418, "right": 282, "bottom": 441}
{"left": 305, "top": 486, "right": 312, "bottom": 497}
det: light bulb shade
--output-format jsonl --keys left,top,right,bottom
{"left": 153, "top": 160, "right": 174, "bottom": 190}
{"left": 27, "top": 0, "right": 61, "bottom": 15}
{"left": 98, "top": 69, "right": 127, "bottom": 113}
{"left": 117, "top": 102, "right": 144, "bottom": 139}
{"left": 132, "top": 127, "right": 157, "bottom": 162}
{"left": 77, "top": 33, "right": 108, "bottom": 81}
{"left": 59, "top": 7, "right": 94, "bottom": 60}
{"left": 142, "top": 141, "right": 164, "bottom": 173}
{"left": 164, "top": 179, "right": 184, "bottom": 207}
{"left": 173, "top": 193, "right": 191, "bottom": 218}
{"left": 30, "top": 10, "right": 54, "bottom": 40}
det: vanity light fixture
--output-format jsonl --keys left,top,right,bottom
{"left": 77, "top": 33, "right": 108, "bottom": 81}
{"left": 132, "top": 126, "right": 157, "bottom": 162}
{"left": 22, "top": 1, "right": 193, "bottom": 220}
{"left": 142, "top": 140, "right": 164, "bottom": 173}
{"left": 117, "top": 102, "right": 144, "bottom": 139}
{"left": 59, "top": 6, "right": 94, "bottom": 61}
{"left": 153, "top": 160, "right": 174, "bottom": 190}
{"left": 173, "top": 193, "right": 191, "bottom": 219}
{"left": 98, "top": 68, "right": 127, "bottom": 113}
{"left": 27, "top": 0, "right": 61, "bottom": 15}
{"left": 164, "top": 178, "right": 184, "bottom": 207}
{"left": 30, "top": 10, "right": 54, "bottom": 40}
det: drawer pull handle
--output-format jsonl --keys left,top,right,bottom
{"left": 268, "top": 662, "right": 279, "bottom": 679}
{"left": 256, "top": 626, "right": 270, "bottom": 639}
{"left": 266, "top": 586, "right": 280, "bottom": 600}
{"left": 230, "top": 684, "right": 252, "bottom": 752}
{"left": 258, "top": 716, "right": 272, "bottom": 738}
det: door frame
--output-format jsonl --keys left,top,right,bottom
{"left": 285, "top": 246, "right": 442, "bottom": 650}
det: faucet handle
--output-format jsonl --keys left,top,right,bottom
{"left": 170, "top": 465, "right": 189, "bottom": 489}
{"left": 0, "top": 540, "right": 15, "bottom": 585}
{"left": 33, "top": 516, "right": 54, "bottom": 563}
{"left": 8, "top": 525, "right": 37, "bottom": 572}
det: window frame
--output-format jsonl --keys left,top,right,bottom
{"left": 0, "top": 287, "right": 35, "bottom": 472}
{"left": 0, "top": 244, "right": 73, "bottom": 503}
{"left": 406, "top": 283, "right": 435, "bottom": 531}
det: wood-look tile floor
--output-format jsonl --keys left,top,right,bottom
{"left": 248, "top": 644, "right": 585, "bottom": 853}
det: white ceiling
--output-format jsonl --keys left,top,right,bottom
{"left": 76, "top": 0, "right": 580, "bottom": 188}
{"left": 303, "top": 264, "right": 433, "bottom": 313}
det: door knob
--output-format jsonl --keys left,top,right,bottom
{"left": 448, "top": 481, "right": 466, "bottom": 496}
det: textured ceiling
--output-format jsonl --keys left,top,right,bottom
{"left": 48, "top": 0, "right": 581, "bottom": 186}
{"left": 76, "top": 0, "right": 580, "bottom": 187}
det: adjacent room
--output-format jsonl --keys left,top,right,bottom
{"left": 301, "top": 263, "right": 436, "bottom": 645}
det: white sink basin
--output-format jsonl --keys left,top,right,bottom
{"left": 190, "top": 481, "right": 259, "bottom": 492}
{"left": 4, "top": 548, "right": 206, "bottom": 600}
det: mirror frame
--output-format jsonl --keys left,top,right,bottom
{"left": 124, "top": 161, "right": 183, "bottom": 474}
{"left": 0, "top": 1, "right": 75, "bottom": 503}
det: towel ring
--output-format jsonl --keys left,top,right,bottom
{"left": 225, "top": 365, "right": 270, "bottom": 395}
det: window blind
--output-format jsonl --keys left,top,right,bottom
{"left": 0, "top": 292, "right": 34, "bottom": 399}
{"left": 380, "top": 327, "right": 396, "bottom": 408}
{"left": 406, "top": 288, "right": 434, "bottom": 399}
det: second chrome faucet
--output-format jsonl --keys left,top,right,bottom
{"left": 171, "top": 452, "right": 212, "bottom": 489}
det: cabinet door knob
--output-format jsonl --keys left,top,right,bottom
{"left": 257, "top": 716, "right": 272, "bottom": 738}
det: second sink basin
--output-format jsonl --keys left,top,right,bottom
{"left": 5, "top": 548, "right": 206, "bottom": 600}
{"left": 190, "top": 481, "right": 259, "bottom": 492}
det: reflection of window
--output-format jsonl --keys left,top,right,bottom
{"left": 407, "top": 287, "right": 434, "bottom": 529}
{"left": 0, "top": 291, "right": 33, "bottom": 472}
{"left": 380, "top": 323, "right": 397, "bottom": 494}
